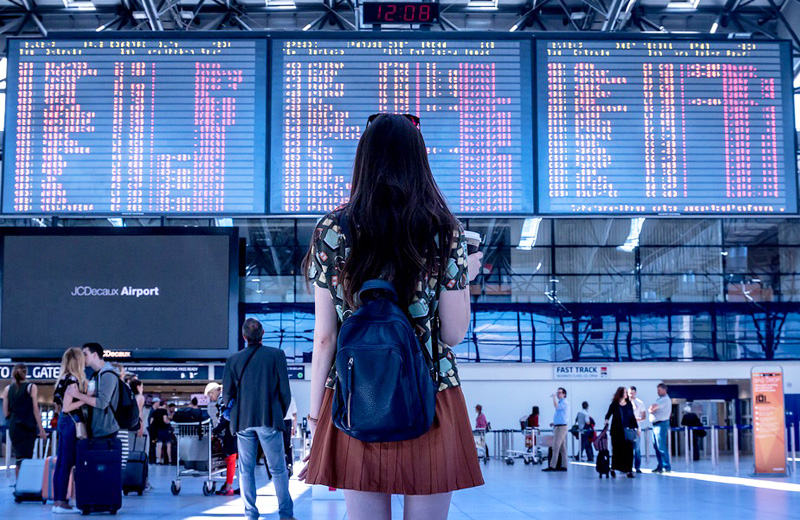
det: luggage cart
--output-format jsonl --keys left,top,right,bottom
{"left": 170, "top": 420, "right": 228, "bottom": 496}
{"left": 473, "top": 429, "right": 490, "bottom": 465}
{"left": 504, "top": 429, "right": 542, "bottom": 465}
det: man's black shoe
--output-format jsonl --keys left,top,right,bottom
{"left": 542, "top": 467, "right": 556, "bottom": 472}
{"left": 635, "top": 469, "right": 643, "bottom": 474}
{"left": 556, "top": 467, "right": 568, "bottom": 472}
{"left": 652, "top": 468, "right": 663, "bottom": 474}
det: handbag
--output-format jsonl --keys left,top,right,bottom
{"left": 624, "top": 427, "right": 637, "bottom": 443}
{"left": 69, "top": 413, "right": 88, "bottom": 440}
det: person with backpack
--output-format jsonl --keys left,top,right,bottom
{"left": 222, "top": 318, "right": 294, "bottom": 520}
{"left": 298, "top": 113, "right": 485, "bottom": 520}
{"left": 575, "top": 402, "right": 595, "bottom": 462}
{"left": 67, "top": 343, "right": 137, "bottom": 515}
{"left": 67, "top": 344, "right": 120, "bottom": 439}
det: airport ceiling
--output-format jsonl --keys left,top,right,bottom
{"left": 0, "top": 0, "right": 794, "bottom": 39}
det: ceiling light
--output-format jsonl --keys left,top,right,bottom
{"left": 618, "top": 217, "right": 646, "bottom": 253}
{"left": 265, "top": 0, "right": 296, "bottom": 9}
{"left": 517, "top": 218, "right": 543, "bottom": 250}
{"left": 467, "top": 0, "right": 498, "bottom": 10}
{"left": 63, "top": 0, "right": 96, "bottom": 11}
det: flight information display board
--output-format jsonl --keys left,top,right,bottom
{"left": 270, "top": 36, "right": 534, "bottom": 215}
{"left": 536, "top": 38, "right": 798, "bottom": 215}
{"left": 2, "top": 36, "right": 267, "bottom": 215}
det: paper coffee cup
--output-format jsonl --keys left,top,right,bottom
{"left": 464, "top": 230, "right": 482, "bottom": 255}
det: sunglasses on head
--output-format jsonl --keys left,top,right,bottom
{"left": 366, "top": 113, "right": 421, "bottom": 129}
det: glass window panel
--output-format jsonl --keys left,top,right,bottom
{"left": 555, "top": 247, "right": 635, "bottom": 274}
{"left": 639, "top": 219, "right": 721, "bottom": 246}
{"left": 640, "top": 246, "right": 723, "bottom": 274}
{"left": 640, "top": 274, "right": 722, "bottom": 302}
{"left": 553, "top": 219, "right": 632, "bottom": 246}
{"left": 554, "top": 275, "right": 636, "bottom": 303}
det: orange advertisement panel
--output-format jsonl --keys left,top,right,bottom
{"left": 751, "top": 368, "right": 786, "bottom": 475}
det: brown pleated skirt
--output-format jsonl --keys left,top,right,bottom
{"left": 304, "top": 386, "right": 485, "bottom": 495}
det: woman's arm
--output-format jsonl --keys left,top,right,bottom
{"left": 438, "top": 289, "right": 470, "bottom": 346}
{"left": 309, "top": 285, "right": 338, "bottom": 434}
{"left": 2, "top": 386, "right": 8, "bottom": 419}
{"left": 136, "top": 395, "right": 145, "bottom": 436}
{"left": 604, "top": 403, "right": 614, "bottom": 424}
{"left": 62, "top": 382, "right": 84, "bottom": 414}
{"left": 30, "top": 384, "right": 46, "bottom": 438}
{"left": 439, "top": 252, "right": 483, "bottom": 346}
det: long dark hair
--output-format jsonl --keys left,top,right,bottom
{"left": 304, "top": 114, "right": 458, "bottom": 309}
{"left": 612, "top": 386, "right": 627, "bottom": 404}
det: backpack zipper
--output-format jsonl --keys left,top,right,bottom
{"left": 347, "top": 357, "right": 354, "bottom": 429}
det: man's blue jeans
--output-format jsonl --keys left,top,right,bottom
{"left": 652, "top": 420, "right": 671, "bottom": 471}
{"left": 237, "top": 426, "right": 293, "bottom": 520}
{"left": 633, "top": 431, "right": 641, "bottom": 471}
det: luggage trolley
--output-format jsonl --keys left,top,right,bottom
{"left": 170, "top": 419, "right": 227, "bottom": 496}
{"left": 473, "top": 429, "right": 490, "bottom": 465}
{"left": 504, "top": 428, "right": 542, "bottom": 465}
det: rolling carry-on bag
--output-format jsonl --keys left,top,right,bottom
{"left": 42, "top": 455, "right": 58, "bottom": 503}
{"left": 13, "top": 437, "right": 50, "bottom": 503}
{"left": 75, "top": 437, "right": 123, "bottom": 515}
{"left": 123, "top": 436, "right": 148, "bottom": 496}
{"left": 596, "top": 449, "right": 611, "bottom": 478}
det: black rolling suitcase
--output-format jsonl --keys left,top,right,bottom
{"left": 596, "top": 449, "right": 611, "bottom": 478}
{"left": 75, "top": 437, "right": 123, "bottom": 515}
{"left": 123, "top": 436, "right": 149, "bottom": 496}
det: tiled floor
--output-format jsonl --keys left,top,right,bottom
{"left": 1, "top": 456, "right": 799, "bottom": 520}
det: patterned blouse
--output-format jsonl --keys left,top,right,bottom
{"left": 307, "top": 210, "right": 469, "bottom": 392}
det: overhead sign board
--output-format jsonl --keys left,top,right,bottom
{"left": 553, "top": 365, "right": 610, "bottom": 380}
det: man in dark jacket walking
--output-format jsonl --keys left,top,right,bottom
{"left": 223, "top": 318, "right": 295, "bottom": 520}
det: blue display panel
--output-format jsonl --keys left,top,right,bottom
{"left": 2, "top": 35, "right": 267, "bottom": 215}
{"left": 270, "top": 35, "right": 534, "bottom": 215}
{"left": 536, "top": 38, "right": 798, "bottom": 215}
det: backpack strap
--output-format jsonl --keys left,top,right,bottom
{"left": 233, "top": 345, "right": 260, "bottom": 429}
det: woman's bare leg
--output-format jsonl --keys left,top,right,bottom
{"left": 403, "top": 492, "right": 452, "bottom": 520}
{"left": 343, "top": 490, "right": 391, "bottom": 520}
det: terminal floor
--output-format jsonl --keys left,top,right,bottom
{"left": 1, "top": 458, "right": 799, "bottom": 520}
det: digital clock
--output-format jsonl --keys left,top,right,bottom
{"left": 362, "top": 2, "right": 439, "bottom": 24}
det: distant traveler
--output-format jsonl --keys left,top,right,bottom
{"left": 527, "top": 406, "right": 540, "bottom": 428}
{"left": 475, "top": 404, "right": 488, "bottom": 430}
{"left": 130, "top": 380, "right": 146, "bottom": 438}
{"left": 649, "top": 383, "right": 672, "bottom": 473}
{"left": 629, "top": 386, "right": 646, "bottom": 473}
{"left": 2, "top": 363, "right": 47, "bottom": 478}
{"left": 299, "top": 113, "right": 484, "bottom": 520}
{"left": 206, "top": 383, "right": 221, "bottom": 428}
{"left": 67, "top": 343, "right": 120, "bottom": 439}
{"left": 283, "top": 396, "right": 297, "bottom": 476}
{"left": 680, "top": 405, "right": 704, "bottom": 461}
{"left": 149, "top": 399, "right": 172, "bottom": 465}
{"left": 223, "top": 318, "right": 294, "bottom": 520}
{"left": 543, "top": 387, "right": 569, "bottom": 472}
{"left": 205, "top": 382, "right": 239, "bottom": 496}
{"left": 604, "top": 387, "right": 638, "bottom": 478}
{"left": 575, "top": 402, "right": 594, "bottom": 462}
{"left": 52, "top": 348, "right": 88, "bottom": 513}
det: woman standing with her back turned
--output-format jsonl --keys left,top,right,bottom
{"left": 298, "top": 113, "right": 485, "bottom": 520}
{"left": 2, "top": 363, "right": 46, "bottom": 478}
